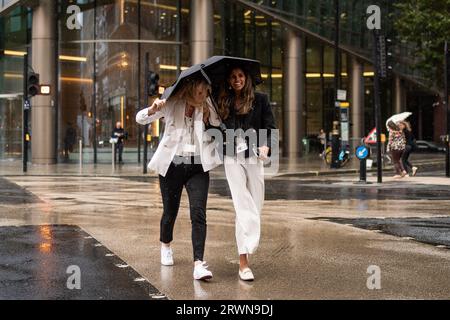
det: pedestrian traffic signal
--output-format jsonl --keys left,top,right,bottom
{"left": 147, "top": 71, "right": 160, "bottom": 97}
{"left": 27, "top": 72, "right": 40, "bottom": 97}
{"left": 375, "top": 35, "right": 393, "bottom": 80}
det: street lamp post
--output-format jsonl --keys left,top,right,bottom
{"left": 331, "top": 0, "right": 341, "bottom": 169}
{"left": 445, "top": 41, "right": 450, "bottom": 177}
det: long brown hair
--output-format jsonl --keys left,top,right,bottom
{"left": 217, "top": 67, "right": 255, "bottom": 120}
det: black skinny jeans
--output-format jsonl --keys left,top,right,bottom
{"left": 402, "top": 145, "right": 413, "bottom": 173}
{"left": 115, "top": 143, "right": 124, "bottom": 162}
{"left": 159, "top": 160, "right": 209, "bottom": 262}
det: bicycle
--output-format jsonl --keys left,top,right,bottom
{"left": 324, "top": 144, "right": 351, "bottom": 168}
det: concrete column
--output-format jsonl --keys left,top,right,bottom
{"left": 283, "top": 29, "right": 305, "bottom": 158}
{"left": 394, "top": 75, "right": 406, "bottom": 114}
{"left": 349, "top": 56, "right": 364, "bottom": 145}
{"left": 190, "top": 0, "right": 214, "bottom": 64}
{"left": 31, "top": 0, "right": 57, "bottom": 164}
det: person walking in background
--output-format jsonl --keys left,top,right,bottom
{"left": 387, "top": 120, "right": 408, "bottom": 179}
{"left": 63, "top": 122, "right": 77, "bottom": 161}
{"left": 111, "top": 121, "right": 127, "bottom": 164}
{"left": 318, "top": 129, "right": 326, "bottom": 158}
{"left": 401, "top": 121, "right": 418, "bottom": 176}
{"left": 217, "top": 66, "right": 276, "bottom": 281}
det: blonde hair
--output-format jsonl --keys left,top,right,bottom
{"left": 218, "top": 68, "right": 255, "bottom": 120}
{"left": 176, "top": 78, "right": 211, "bottom": 109}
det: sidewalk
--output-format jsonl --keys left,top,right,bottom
{"left": 0, "top": 152, "right": 445, "bottom": 178}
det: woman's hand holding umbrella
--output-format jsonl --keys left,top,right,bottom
{"left": 148, "top": 98, "right": 167, "bottom": 116}
{"left": 258, "top": 146, "right": 270, "bottom": 160}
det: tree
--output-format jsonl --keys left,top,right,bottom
{"left": 393, "top": 0, "right": 450, "bottom": 91}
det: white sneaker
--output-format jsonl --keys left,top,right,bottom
{"left": 161, "top": 246, "right": 174, "bottom": 266}
{"left": 193, "top": 261, "right": 213, "bottom": 280}
{"left": 412, "top": 167, "right": 418, "bottom": 176}
{"left": 239, "top": 268, "right": 254, "bottom": 281}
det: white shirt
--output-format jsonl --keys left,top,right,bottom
{"left": 175, "top": 116, "right": 201, "bottom": 156}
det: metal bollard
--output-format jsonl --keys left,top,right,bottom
{"left": 112, "top": 142, "right": 115, "bottom": 172}
{"left": 359, "top": 158, "right": 367, "bottom": 183}
{"left": 79, "top": 139, "right": 83, "bottom": 173}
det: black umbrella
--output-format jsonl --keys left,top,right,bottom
{"left": 160, "top": 64, "right": 212, "bottom": 100}
{"left": 161, "top": 56, "right": 262, "bottom": 101}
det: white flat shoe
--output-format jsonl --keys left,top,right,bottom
{"left": 239, "top": 268, "right": 254, "bottom": 281}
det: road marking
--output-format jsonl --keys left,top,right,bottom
{"left": 115, "top": 264, "right": 129, "bottom": 268}
{"left": 436, "top": 245, "right": 448, "bottom": 249}
{"left": 134, "top": 277, "right": 146, "bottom": 282}
{"left": 401, "top": 237, "right": 415, "bottom": 240}
{"left": 105, "top": 253, "right": 115, "bottom": 257}
{"left": 94, "top": 243, "right": 103, "bottom": 247}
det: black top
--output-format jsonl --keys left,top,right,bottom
{"left": 111, "top": 128, "right": 127, "bottom": 144}
{"left": 220, "top": 92, "right": 277, "bottom": 158}
{"left": 404, "top": 130, "right": 416, "bottom": 147}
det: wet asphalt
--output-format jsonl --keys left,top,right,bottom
{"left": 0, "top": 177, "right": 41, "bottom": 205}
{"left": 0, "top": 224, "right": 165, "bottom": 300}
{"left": 312, "top": 217, "right": 450, "bottom": 248}
{"left": 126, "top": 176, "right": 450, "bottom": 201}
{"left": 1, "top": 168, "right": 450, "bottom": 299}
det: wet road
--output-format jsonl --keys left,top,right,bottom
{"left": 1, "top": 172, "right": 450, "bottom": 299}
{"left": 0, "top": 224, "right": 164, "bottom": 300}
{"left": 0, "top": 177, "right": 41, "bottom": 205}
{"left": 127, "top": 175, "right": 450, "bottom": 201}
{"left": 313, "top": 217, "right": 450, "bottom": 248}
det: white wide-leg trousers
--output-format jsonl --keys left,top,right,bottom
{"left": 224, "top": 156, "right": 264, "bottom": 255}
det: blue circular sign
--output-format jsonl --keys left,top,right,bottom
{"left": 356, "top": 145, "right": 369, "bottom": 160}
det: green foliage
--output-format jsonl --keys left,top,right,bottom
{"left": 394, "top": 0, "right": 450, "bottom": 89}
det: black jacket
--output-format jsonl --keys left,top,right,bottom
{"left": 111, "top": 128, "right": 127, "bottom": 145}
{"left": 220, "top": 92, "right": 277, "bottom": 158}
{"left": 404, "top": 130, "right": 416, "bottom": 148}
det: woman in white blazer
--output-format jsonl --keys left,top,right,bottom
{"left": 136, "top": 77, "right": 221, "bottom": 281}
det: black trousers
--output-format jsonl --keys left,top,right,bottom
{"left": 159, "top": 159, "right": 209, "bottom": 262}
{"left": 115, "top": 143, "right": 124, "bottom": 162}
{"left": 402, "top": 145, "right": 413, "bottom": 173}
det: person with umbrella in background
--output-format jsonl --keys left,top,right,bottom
{"left": 401, "top": 121, "right": 418, "bottom": 176}
{"left": 136, "top": 71, "right": 221, "bottom": 281}
{"left": 386, "top": 113, "right": 409, "bottom": 179}
{"left": 214, "top": 62, "right": 276, "bottom": 281}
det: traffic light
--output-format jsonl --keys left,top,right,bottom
{"left": 375, "top": 34, "right": 393, "bottom": 80}
{"left": 147, "top": 71, "right": 160, "bottom": 97}
{"left": 27, "top": 72, "right": 40, "bottom": 97}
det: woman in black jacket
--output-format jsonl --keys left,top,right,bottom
{"left": 217, "top": 66, "right": 277, "bottom": 281}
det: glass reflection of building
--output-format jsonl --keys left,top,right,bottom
{"left": 0, "top": 0, "right": 443, "bottom": 163}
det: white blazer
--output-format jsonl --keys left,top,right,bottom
{"left": 136, "top": 98, "right": 223, "bottom": 177}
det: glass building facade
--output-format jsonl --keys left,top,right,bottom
{"left": 0, "top": 0, "right": 440, "bottom": 163}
